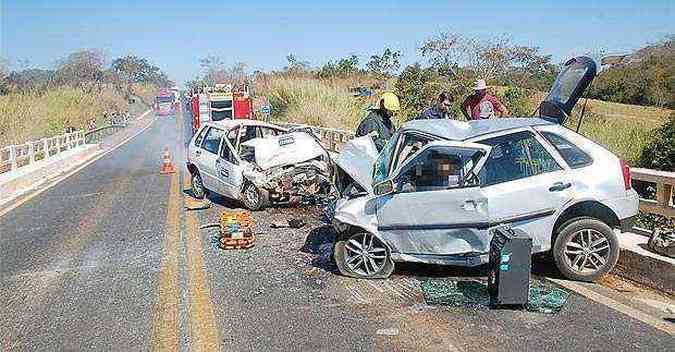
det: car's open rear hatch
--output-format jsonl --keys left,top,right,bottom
{"left": 538, "top": 56, "right": 598, "bottom": 124}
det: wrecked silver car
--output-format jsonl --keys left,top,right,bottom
{"left": 187, "top": 120, "right": 332, "bottom": 210}
{"left": 331, "top": 56, "right": 639, "bottom": 281}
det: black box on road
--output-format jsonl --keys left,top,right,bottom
{"left": 488, "top": 226, "right": 532, "bottom": 308}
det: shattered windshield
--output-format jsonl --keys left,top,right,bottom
{"left": 372, "top": 132, "right": 399, "bottom": 184}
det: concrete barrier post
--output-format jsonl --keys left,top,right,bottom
{"left": 43, "top": 139, "right": 49, "bottom": 159}
{"left": 9, "top": 145, "right": 17, "bottom": 171}
{"left": 28, "top": 143, "right": 35, "bottom": 164}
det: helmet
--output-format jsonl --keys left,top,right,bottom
{"left": 380, "top": 92, "right": 400, "bottom": 112}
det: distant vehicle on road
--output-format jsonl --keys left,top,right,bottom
{"left": 155, "top": 89, "right": 176, "bottom": 116}
{"left": 187, "top": 120, "right": 331, "bottom": 210}
{"left": 331, "top": 56, "right": 639, "bottom": 282}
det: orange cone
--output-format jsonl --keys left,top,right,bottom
{"left": 160, "top": 147, "right": 177, "bottom": 174}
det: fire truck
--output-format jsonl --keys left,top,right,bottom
{"left": 190, "top": 84, "right": 253, "bottom": 133}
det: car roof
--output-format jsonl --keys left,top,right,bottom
{"left": 400, "top": 118, "right": 556, "bottom": 141}
{"left": 203, "top": 119, "right": 284, "bottom": 131}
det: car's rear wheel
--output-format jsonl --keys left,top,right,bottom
{"left": 241, "top": 182, "right": 269, "bottom": 211}
{"left": 553, "top": 217, "right": 619, "bottom": 282}
{"left": 191, "top": 172, "right": 206, "bottom": 199}
{"left": 334, "top": 231, "right": 394, "bottom": 279}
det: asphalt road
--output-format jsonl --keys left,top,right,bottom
{"left": 1, "top": 107, "right": 672, "bottom": 351}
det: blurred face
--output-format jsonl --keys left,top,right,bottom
{"left": 475, "top": 89, "right": 487, "bottom": 98}
{"left": 439, "top": 99, "right": 452, "bottom": 113}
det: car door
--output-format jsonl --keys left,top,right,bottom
{"left": 196, "top": 126, "right": 227, "bottom": 194}
{"left": 376, "top": 141, "right": 492, "bottom": 256}
{"left": 215, "top": 138, "right": 244, "bottom": 199}
{"left": 476, "top": 130, "right": 574, "bottom": 252}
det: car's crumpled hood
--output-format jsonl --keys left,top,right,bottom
{"left": 334, "top": 136, "right": 379, "bottom": 194}
{"left": 242, "top": 132, "right": 325, "bottom": 171}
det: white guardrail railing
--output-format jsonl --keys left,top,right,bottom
{"left": 0, "top": 130, "right": 86, "bottom": 174}
{"left": 274, "top": 122, "right": 355, "bottom": 153}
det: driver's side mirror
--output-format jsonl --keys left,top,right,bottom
{"left": 373, "top": 179, "right": 396, "bottom": 196}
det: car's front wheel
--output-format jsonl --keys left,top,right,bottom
{"left": 241, "top": 182, "right": 269, "bottom": 211}
{"left": 334, "top": 231, "right": 395, "bottom": 279}
{"left": 553, "top": 217, "right": 620, "bottom": 282}
{"left": 191, "top": 172, "right": 206, "bottom": 199}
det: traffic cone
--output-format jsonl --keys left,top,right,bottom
{"left": 160, "top": 147, "right": 177, "bottom": 174}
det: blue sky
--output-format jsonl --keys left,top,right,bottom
{"left": 1, "top": 0, "right": 673, "bottom": 86}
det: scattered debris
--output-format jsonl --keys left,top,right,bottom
{"left": 185, "top": 198, "right": 212, "bottom": 211}
{"left": 270, "top": 218, "right": 306, "bottom": 229}
{"left": 199, "top": 222, "right": 220, "bottom": 230}
{"left": 376, "top": 328, "right": 399, "bottom": 336}
{"left": 648, "top": 228, "right": 675, "bottom": 258}
{"left": 217, "top": 211, "right": 256, "bottom": 250}
{"left": 420, "top": 279, "right": 570, "bottom": 314}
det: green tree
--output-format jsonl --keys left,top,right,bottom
{"left": 0, "top": 58, "right": 9, "bottom": 94}
{"left": 55, "top": 49, "right": 106, "bottom": 89}
{"left": 639, "top": 112, "right": 675, "bottom": 171}
{"left": 317, "top": 55, "right": 361, "bottom": 79}
{"left": 284, "top": 54, "right": 311, "bottom": 75}
{"left": 366, "top": 48, "right": 401, "bottom": 78}
{"left": 394, "top": 63, "right": 443, "bottom": 121}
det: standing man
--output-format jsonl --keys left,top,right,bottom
{"left": 461, "top": 79, "right": 508, "bottom": 120}
{"left": 416, "top": 91, "right": 453, "bottom": 120}
{"left": 356, "top": 92, "right": 400, "bottom": 151}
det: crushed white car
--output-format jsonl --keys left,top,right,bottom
{"left": 331, "top": 56, "right": 639, "bottom": 282}
{"left": 187, "top": 120, "right": 332, "bottom": 210}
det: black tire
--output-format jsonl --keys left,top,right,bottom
{"left": 334, "top": 231, "right": 395, "bottom": 279}
{"left": 241, "top": 182, "right": 269, "bottom": 211}
{"left": 191, "top": 172, "right": 206, "bottom": 199}
{"left": 553, "top": 217, "right": 619, "bottom": 282}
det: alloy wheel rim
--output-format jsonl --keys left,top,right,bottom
{"left": 193, "top": 175, "right": 203, "bottom": 196}
{"left": 344, "top": 233, "right": 387, "bottom": 276}
{"left": 245, "top": 186, "right": 259, "bottom": 207}
{"left": 564, "top": 229, "right": 611, "bottom": 274}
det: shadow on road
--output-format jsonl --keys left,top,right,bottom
{"left": 301, "top": 223, "right": 567, "bottom": 281}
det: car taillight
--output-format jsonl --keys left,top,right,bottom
{"left": 620, "top": 159, "right": 631, "bottom": 190}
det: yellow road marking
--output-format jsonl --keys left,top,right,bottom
{"left": 150, "top": 112, "right": 187, "bottom": 351}
{"left": 185, "top": 205, "right": 222, "bottom": 351}
{"left": 178, "top": 110, "right": 221, "bottom": 351}
{"left": 151, "top": 165, "right": 181, "bottom": 350}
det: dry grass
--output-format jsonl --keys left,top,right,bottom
{"left": 256, "top": 75, "right": 373, "bottom": 130}
{"left": 0, "top": 86, "right": 126, "bottom": 147}
{"left": 257, "top": 76, "right": 672, "bottom": 164}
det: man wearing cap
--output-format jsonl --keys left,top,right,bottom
{"left": 356, "top": 92, "right": 400, "bottom": 152}
{"left": 415, "top": 91, "right": 453, "bottom": 120}
{"left": 461, "top": 79, "right": 508, "bottom": 120}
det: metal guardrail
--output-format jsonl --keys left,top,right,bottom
{"left": 274, "top": 122, "right": 355, "bottom": 153}
{"left": 84, "top": 123, "right": 129, "bottom": 144}
{"left": 631, "top": 168, "right": 675, "bottom": 218}
{"left": 0, "top": 131, "right": 86, "bottom": 174}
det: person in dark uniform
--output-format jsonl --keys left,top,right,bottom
{"left": 416, "top": 91, "right": 453, "bottom": 120}
{"left": 355, "top": 92, "right": 400, "bottom": 152}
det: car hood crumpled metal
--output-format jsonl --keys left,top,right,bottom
{"left": 241, "top": 132, "right": 325, "bottom": 171}
{"left": 333, "top": 136, "right": 379, "bottom": 194}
